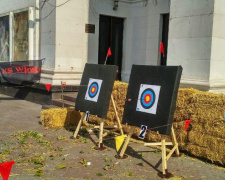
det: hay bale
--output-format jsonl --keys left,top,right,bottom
{"left": 185, "top": 144, "right": 225, "bottom": 165}
{"left": 40, "top": 82, "right": 225, "bottom": 165}
{"left": 41, "top": 107, "right": 81, "bottom": 128}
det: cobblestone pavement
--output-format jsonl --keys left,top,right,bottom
{"left": 0, "top": 94, "right": 225, "bottom": 180}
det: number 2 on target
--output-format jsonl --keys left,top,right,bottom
{"left": 138, "top": 125, "right": 147, "bottom": 139}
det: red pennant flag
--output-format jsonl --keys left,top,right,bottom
{"left": 0, "top": 161, "right": 15, "bottom": 180}
{"left": 107, "top": 47, "right": 112, "bottom": 56}
{"left": 184, "top": 120, "right": 192, "bottom": 131}
{"left": 45, "top": 84, "right": 51, "bottom": 92}
{"left": 62, "top": 82, "right": 66, "bottom": 88}
{"left": 159, "top": 42, "right": 165, "bottom": 57}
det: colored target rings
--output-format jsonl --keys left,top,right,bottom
{"left": 88, "top": 82, "right": 99, "bottom": 98}
{"left": 140, "top": 88, "right": 155, "bottom": 109}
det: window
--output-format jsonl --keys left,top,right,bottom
{"left": 13, "top": 11, "right": 29, "bottom": 61}
{"left": 0, "top": 15, "right": 10, "bottom": 62}
{"left": 0, "top": 8, "right": 34, "bottom": 62}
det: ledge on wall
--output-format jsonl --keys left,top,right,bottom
{"left": 0, "top": 82, "right": 79, "bottom": 105}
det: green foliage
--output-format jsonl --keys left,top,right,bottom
{"left": 96, "top": 172, "right": 103, "bottom": 176}
{"left": 103, "top": 165, "right": 111, "bottom": 170}
{"left": 57, "top": 164, "right": 66, "bottom": 169}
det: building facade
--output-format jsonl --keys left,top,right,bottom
{"left": 0, "top": 0, "right": 224, "bottom": 93}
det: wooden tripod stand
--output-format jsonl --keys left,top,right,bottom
{"left": 116, "top": 125, "right": 180, "bottom": 177}
{"left": 73, "top": 95, "right": 124, "bottom": 150}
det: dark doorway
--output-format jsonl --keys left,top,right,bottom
{"left": 98, "top": 15, "right": 124, "bottom": 80}
{"left": 160, "top": 14, "right": 169, "bottom": 66}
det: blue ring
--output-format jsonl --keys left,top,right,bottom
{"left": 140, "top": 88, "right": 155, "bottom": 109}
{"left": 88, "top": 82, "right": 98, "bottom": 98}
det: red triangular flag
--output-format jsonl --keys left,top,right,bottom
{"left": 61, "top": 82, "right": 66, "bottom": 88}
{"left": 0, "top": 161, "right": 15, "bottom": 180}
{"left": 45, "top": 84, "right": 51, "bottom": 92}
{"left": 184, "top": 120, "right": 192, "bottom": 131}
{"left": 107, "top": 47, "right": 112, "bottom": 56}
{"left": 159, "top": 42, "right": 165, "bottom": 57}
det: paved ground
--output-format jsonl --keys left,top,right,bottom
{"left": 0, "top": 93, "right": 225, "bottom": 180}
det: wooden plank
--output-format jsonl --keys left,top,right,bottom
{"left": 102, "top": 128, "right": 120, "bottom": 137}
{"left": 119, "top": 126, "right": 134, "bottom": 157}
{"left": 144, "top": 142, "right": 173, "bottom": 146}
{"left": 111, "top": 95, "right": 124, "bottom": 135}
{"left": 161, "top": 138, "right": 167, "bottom": 175}
{"left": 73, "top": 113, "right": 85, "bottom": 138}
{"left": 98, "top": 118, "right": 104, "bottom": 148}
{"left": 171, "top": 125, "right": 180, "bottom": 155}
{"left": 166, "top": 144, "right": 178, "bottom": 161}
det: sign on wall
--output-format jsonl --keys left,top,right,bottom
{"left": 75, "top": 63, "right": 118, "bottom": 118}
{"left": 122, "top": 65, "right": 182, "bottom": 135}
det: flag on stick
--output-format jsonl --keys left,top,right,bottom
{"left": 0, "top": 161, "right": 15, "bottom": 180}
{"left": 184, "top": 120, "right": 192, "bottom": 131}
{"left": 159, "top": 42, "right": 165, "bottom": 57}
{"left": 107, "top": 47, "right": 112, "bottom": 56}
{"left": 115, "top": 135, "right": 127, "bottom": 151}
{"left": 104, "top": 47, "right": 112, "bottom": 65}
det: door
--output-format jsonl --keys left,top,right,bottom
{"left": 98, "top": 15, "right": 124, "bottom": 80}
{"left": 160, "top": 14, "right": 169, "bottom": 66}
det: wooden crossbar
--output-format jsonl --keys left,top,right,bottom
{"left": 73, "top": 95, "right": 124, "bottom": 149}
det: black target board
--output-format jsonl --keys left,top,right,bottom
{"left": 75, "top": 63, "right": 118, "bottom": 118}
{"left": 122, "top": 65, "right": 182, "bottom": 135}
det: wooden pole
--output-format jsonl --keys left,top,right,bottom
{"left": 73, "top": 113, "right": 85, "bottom": 138}
{"left": 61, "top": 81, "right": 64, "bottom": 108}
{"left": 104, "top": 55, "right": 108, "bottom": 65}
{"left": 119, "top": 126, "right": 134, "bottom": 157}
{"left": 99, "top": 118, "right": 104, "bottom": 148}
{"left": 161, "top": 138, "right": 167, "bottom": 175}
{"left": 171, "top": 125, "right": 180, "bottom": 156}
{"left": 111, "top": 95, "right": 124, "bottom": 135}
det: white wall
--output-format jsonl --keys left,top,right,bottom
{"left": 0, "top": 0, "right": 35, "bottom": 14}
{"left": 210, "top": 0, "right": 225, "bottom": 90}
{"left": 87, "top": 0, "right": 169, "bottom": 82}
{"left": 168, "top": 0, "right": 214, "bottom": 87}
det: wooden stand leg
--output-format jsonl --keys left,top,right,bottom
{"left": 161, "top": 138, "right": 167, "bottom": 175}
{"left": 115, "top": 126, "right": 134, "bottom": 159}
{"left": 111, "top": 95, "right": 124, "bottom": 135}
{"left": 99, "top": 118, "right": 104, "bottom": 147}
{"left": 94, "top": 118, "right": 107, "bottom": 151}
{"left": 72, "top": 113, "right": 85, "bottom": 138}
{"left": 171, "top": 125, "right": 180, "bottom": 156}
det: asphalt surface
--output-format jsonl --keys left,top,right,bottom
{"left": 0, "top": 93, "right": 225, "bottom": 180}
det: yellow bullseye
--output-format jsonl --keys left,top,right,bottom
{"left": 145, "top": 95, "right": 150, "bottom": 102}
{"left": 91, "top": 87, "right": 95, "bottom": 93}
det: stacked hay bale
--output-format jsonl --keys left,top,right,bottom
{"left": 41, "top": 81, "right": 225, "bottom": 165}
{"left": 41, "top": 107, "right": 81, "bottom": 128}
{"left": 174, "top": 90, "right": 225, "bottom": 165}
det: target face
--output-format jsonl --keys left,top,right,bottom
{"left": 85, "top": 78, "right": 103, "bottom": 102}
{"left": 136, "top": 84, "right": 161, "bottom": 114}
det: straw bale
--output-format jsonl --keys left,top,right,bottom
{"left": 41, "top": 82, "right": 225, "bottom": 165}
{"left": 191, "top": 122, "right": 225, "bottom": 139}
{"left": 41, "top": 107, "right": 81, "bottom": 128}
{"left": 185, "top": 144, "right": 225, "bottom": 164}
{"left": 188, "top": 131, "right": 225, "bottom": 154}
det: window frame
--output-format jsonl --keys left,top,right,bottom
{"left": 0, "top": 7, "right": 34, "bottom": 62}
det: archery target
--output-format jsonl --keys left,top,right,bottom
{"left": 85, "top": 78, "right": 103, "bottom": 102}
{"left": 136, "top": 84, "right": 161, "bottom": 114}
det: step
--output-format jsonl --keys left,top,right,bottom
{"left": 42, "top": 104, "right": 59, "bottom": 110}
{"left": 52, "top": 99, "right": 75, "bottom": 108}
{"left": 62, "top": 93, "right": 77, "bottom": 102}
